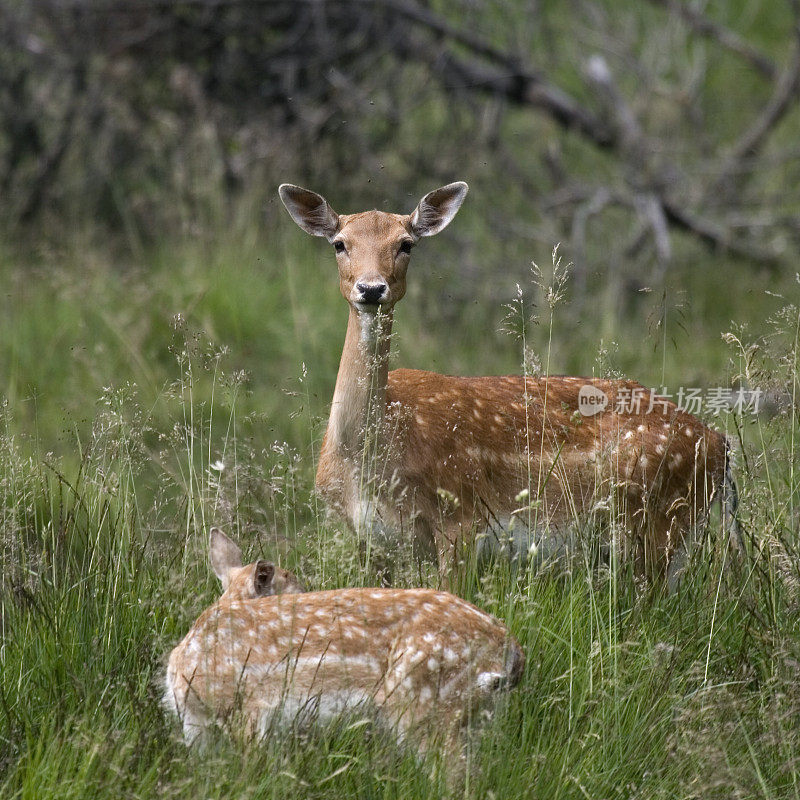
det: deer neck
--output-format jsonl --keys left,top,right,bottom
{"left": 325, "top": 307, "right": 393, "bottom": 464}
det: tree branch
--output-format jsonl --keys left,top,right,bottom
{"left": 393, "top": 7, "right": 785, "bottom": 267}
{"left": 647, "top": 0, "right": 777, "bottom": 80}
{"left": 396, "top": 28, "right": 615, "bottom": 148}
{"left": 661, "top": 198, "right": 782, "bottom": 266}
{"left": 718, "top": 45, "right": 800, "bottom": 178}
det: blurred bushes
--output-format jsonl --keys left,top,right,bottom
{"left": 0, "top": 0, "right": 798, "bottom": 336}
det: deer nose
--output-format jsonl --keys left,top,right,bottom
{"left": 355, "top": 281, "right": 388, "bottom": 305}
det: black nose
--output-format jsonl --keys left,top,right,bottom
{"left": 356, "top": 282, "right": 387, "bottom": 304}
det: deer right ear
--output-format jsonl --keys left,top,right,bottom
{"left": 278, "top": 184, "right": 340, "bottom": 241}
{"left": 209, "top": 527, "right": 243, "bottom": 588}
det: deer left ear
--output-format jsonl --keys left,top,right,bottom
{"left": 253, "top": 560, "right": 276, "bottom": 596}
{"left": 209, "top": 527, "right": 243, "bottom": 589}
{"left": 409, "top": 181, "right": 468, "bottom": 238}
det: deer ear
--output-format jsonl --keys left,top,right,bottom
{"left": 209, "top": 527, "right": 243, "bottom": 588}
{"left": 409, "top": 181, "right": 468, "bottom": 238}
{"left": 278, "top": 184, "right": 340, "bottom": 241}
{"left": 252, "top": 560, "right": 276, "bottom": 597}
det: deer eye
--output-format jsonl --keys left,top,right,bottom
{"left": 398, "top": 241, "right": 412, "bottom": 255}
{"left": 333, "top": 241, "right": 346, "bottom": 254}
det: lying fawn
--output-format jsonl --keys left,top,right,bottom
{"left": 164, "top": 530, "right": 524, "bottom": 757}
{"left": 278, "top": 182, "right": 740, "bottom": 586}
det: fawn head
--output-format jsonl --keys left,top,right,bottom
{"left": 209, "top": 527, "right": 305, "bottom": 601}
{"left": 278, "top": 182, "right": 468, "bottom": 312}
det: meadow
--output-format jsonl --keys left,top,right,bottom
{"left": 1, "top": 208, "right": 799, "bottom": 799}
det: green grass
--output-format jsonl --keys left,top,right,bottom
{"left": 1, "top": 225, "right": 799, "bottom": 798}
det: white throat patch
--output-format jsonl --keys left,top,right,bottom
{"left": 358, "top": 310, "right": 382, "bottom": 348}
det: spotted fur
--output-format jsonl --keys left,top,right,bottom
{"left": 279, "top": 182, "right": 739, "bottom": 582}
{"left": 164, "top": 535, "right": 524, "bottom": 756}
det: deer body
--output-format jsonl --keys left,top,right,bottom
{"left": 279, "top": 183, "right": 738, "bottom": 582}
{"left": 319, "top": 367, "right": 729, "bottom": 577}
{"left": 164, "top": 531, "right": 524, "bottom": 755}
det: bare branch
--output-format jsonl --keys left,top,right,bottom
{"left": 715, "top": 43, "right": 800, "bottom": 185}
{"left": 396, "top": 13, "right": 784, "bottom": 267}
{"left": 584, "top": 55, "right": 643, "bottom": 149}
{"left": 639, "top": 194, "right": 671, "bottom": 264}
{"left": 647, "top": 0, "right": 777, "bottom": 80}
{"left": 396, "top": 28, "right": 615, "bottom": 148}
{"left": 661, "top": 199, "right": 783, "bottom": 266}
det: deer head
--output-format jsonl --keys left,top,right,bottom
{"left": 209, "top": 527, "right": 305, "bottom": 601}
{"left": 278, "top": 182, "right": 468, "bottom": 313}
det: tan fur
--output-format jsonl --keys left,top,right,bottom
{"left": 279, "top": 183, "right": 729, "bottom": 581}
{"left": 165, "top": 538, "right": 524, "bottom": 756}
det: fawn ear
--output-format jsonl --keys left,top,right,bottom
{"left": 252, "top": 560, "right": 276, "bottom": 596}
{"left": 284, "top": 570, "right": 307, "bottom": 594}
{"left": 409, "top": 182, "right": 468, "bottom": 238}
{"left": 209, "top": 527, "right": 243, "bottom": 588}
{"left": 279, "top": 184, "right": 340, "bottom": 241}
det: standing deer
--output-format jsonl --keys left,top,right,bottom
{"left": 278, "top": 182, "right": 740, "bottom": 585}
{"left": 164, "top": 530, "right": 524, "bottom": 759}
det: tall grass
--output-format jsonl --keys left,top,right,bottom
{"left": 1, "top": 229, "right": 799, "bottom": 798}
